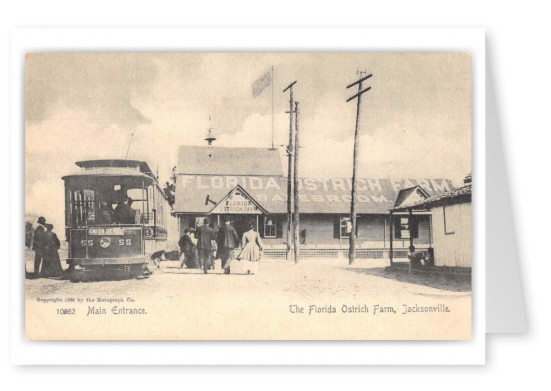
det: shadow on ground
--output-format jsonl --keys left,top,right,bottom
{"left": 342, "top": 267, "right": 472, "bottom": 292}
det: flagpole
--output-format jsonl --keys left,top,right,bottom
{"left": 271, "top": 65, "right": 274, "bottom": 149}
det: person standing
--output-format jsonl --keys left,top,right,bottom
{"left": 237, "top": 223, "right": 264, "bottom": 275}
{"left": 25, "top": 221, "right": 33, "bottom": 249}
{"left": 178, "top": 228, "right": 199, "bottom": 269}
{"left": 196, "top": 217, "right": 215, "bottom": 274}
{"left": 217, "top": 218, "right": 240, "bottom": 274}
{"left": 42, "top": 224, "right": 64, "bottom": 278}
{"left": 32, "top": 217, "right": 47, "bottom": 278}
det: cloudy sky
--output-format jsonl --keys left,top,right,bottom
{"left": 25, "top": 52, "right": 471, "bottom": 230}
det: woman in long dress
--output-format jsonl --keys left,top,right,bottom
{"left": 238, "top": 223, "right": 264, "bottom": 275}
{"left": 42, "top": 224, "right": 64, "bottom": 278}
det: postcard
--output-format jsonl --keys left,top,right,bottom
{"left": 25, "top": 52, "right": 472, "bottom": 341}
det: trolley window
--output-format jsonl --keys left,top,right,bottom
{"left": 69, "top": 189, "right": 96, "bottom": 227}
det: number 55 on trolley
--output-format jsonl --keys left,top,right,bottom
{"left": 62, "top": 159, "right": 173, "bottom": 281}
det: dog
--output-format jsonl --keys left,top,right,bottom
{"left": 150, "top": 250, "right": 181, "bottom": 268}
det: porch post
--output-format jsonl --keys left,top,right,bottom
{"left": 409, "top": 208, "right": 414, "bottom": 251}
{"left": 389, "top": 211, "right": 393, "bottom": 266}
{"left": 409, "top": 208, "right": 414, "bottom": 274}
{"left": 429, "top": 213, "right": 433, "bottom": 247}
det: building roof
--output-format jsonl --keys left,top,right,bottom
{"left": 392, "top": 185, "right": 472, "bottom": 212}
{"left": 177, "top": 146, "right": 283, "bottom": 176}
{"left": 393, "top": 186, "right": 430, "bottom": 209}
{"left": 174, "top": 175, "right": 455, "bottom": 215}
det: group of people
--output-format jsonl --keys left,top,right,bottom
{"left": 29, "top": 214, "right": 264, "bottom": 279}
{"left": 96, "top": 197, "right": 136, "bottom": 225}
{"left": 178, "top": 217, "right": 264, "bottom": 275}
{"left": 31, "top": 216, "right": 64, "bottom": 279}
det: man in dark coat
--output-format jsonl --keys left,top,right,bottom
{"left": 217, "top": 218, "right": 239, "bottom": 274}
{"left": 32, "top": 216, "right": 47, "bottom": 278}
{"left": 196, "top": 217, "right": 215, "bottom": 274}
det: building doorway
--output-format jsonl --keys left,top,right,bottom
{"left": 215, "top": 214, "right": 259, "bottom": 245}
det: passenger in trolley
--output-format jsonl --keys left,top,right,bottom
{"left": 96, "top": 200, "right": 114, "bottom": 224}
{"left": 114, "top": 197, "right": 136, "bottom": 224}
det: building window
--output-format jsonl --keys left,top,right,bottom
{"left": 259, "top": 215, "right": 283, "bottom": 239}
{"left": 340, "top": 217, "right": 352, "bottom": 239}
{"left": 443, "top": 206, "right": 456, "bottom": 235}
{"left": 394, "top": 215, "right": 419, "bottom": 239}
{"left": 264, "top": 216, "right": 277, "bottom": 238}
{"left": 399, "top": 217, "right": 411, "bottom": 239}
{"left": 334, "top": 217, "right": 358, "bottom": 239}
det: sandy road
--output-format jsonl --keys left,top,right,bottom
{"left": 25, "top": 249, "right": 471, "bottom": 340}
{"left": 25, "top": 255, "right": 470, "bottom": 300}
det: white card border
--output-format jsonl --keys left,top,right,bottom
{"left": 10, "top": 27, "right": 485, "bottom": 365}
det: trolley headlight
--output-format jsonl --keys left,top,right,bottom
{"left": 99, "top": 237, "right": 111, "bottom": 248}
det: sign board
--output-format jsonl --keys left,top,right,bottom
{"left": 88, "top": 227, "right": 125, "bottom": 236}
{"left": 210, "top": 187, "right": 262, "bottom": 214}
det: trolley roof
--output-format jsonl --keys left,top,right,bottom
{"left": 62, "top": 160, "right": 157, "bottom": 184}
{"left": 75, "top": 160, "right": 155, "bottom": 176}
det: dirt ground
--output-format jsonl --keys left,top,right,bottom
{"left": 24, "top": 246, "right": 472, "bottom": 340}
{"left": 25, "top": 247, "right": 471, "bottom": 298}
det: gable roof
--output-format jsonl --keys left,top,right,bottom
{"left": 177, "top": 146, "right": 283, "bottom": 176}
{"left": 393, "top": 186, "right": 430, "bottom": 209}
{"left": 209, "top": 185, "right": 268, "bottom": 215}
{"left": 392, "top": 185, "right": 472, "bottom": 212}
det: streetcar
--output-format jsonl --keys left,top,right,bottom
{"left": 62, "top": 160, "right": 172, "bottom": 281}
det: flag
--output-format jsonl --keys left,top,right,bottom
{"left": 252, "top": 70, "right": 272, "bottom": 98}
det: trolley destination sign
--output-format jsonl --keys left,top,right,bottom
{"left": 87, "top": 227, "right": 125, "bottom": 236}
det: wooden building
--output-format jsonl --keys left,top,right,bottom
{"left": 172, "top": 146, "right": 455, "bottom": 259}
{"left": 391, "top": 176, "right": 472, "bottom": 267}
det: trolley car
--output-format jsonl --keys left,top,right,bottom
{"left": 62, "top": 160, "right": 171, "bottom": 280}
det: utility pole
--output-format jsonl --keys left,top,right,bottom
{"left": 346, "top": 71, "right": 372, "bottom": 265}
{"left": 283, "top": 81, "right": 297, "bottom": 260}
{"left": 293, "top": 101, "right": 300, "bottom": 264}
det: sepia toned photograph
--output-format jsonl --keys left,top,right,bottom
{"left": 25, "top": 52, "right": 472, "bottom": 340}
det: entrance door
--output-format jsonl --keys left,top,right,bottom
{"left": 217, "top": 215, "right": 258, "bottom": 247}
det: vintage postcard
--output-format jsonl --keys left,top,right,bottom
{"left": 25, "top": 52, "right": 472, "bottom": 340}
